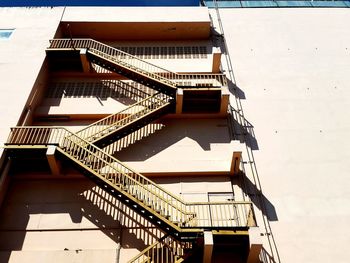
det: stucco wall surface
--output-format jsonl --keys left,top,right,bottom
{"left": 216, "top": 8, "right": 350, "bottom": 263}
{"left": 0, "top": 7, "right": 64, "bottom": 150}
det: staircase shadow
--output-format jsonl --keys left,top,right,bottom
{"left": 102, "top": 122, "right": 166, "bottom": 156}
{"left": 113, "top": 118, "right": 231, "bottom": 162}
{"left": 228, "top": 105, "right": 259, "bottom": 150}
{"left": 227, "top": 78, "right": 246, "bottom": 100}
{"left": 260, "top": 247, "right": 277, "bottom": 263}
{"left": 237, "top": 172, "right": 278, "bottom": 222}
{"left": 79, "top": 184, "right": 165, "bottom": 250}
{"left": 43, "top": 79, "right": 153, "bottom": 107}
{"left": 0, "top": 178, "right": 165, "bottom": 263}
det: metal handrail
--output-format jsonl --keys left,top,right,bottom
{"left": 175, "top": 73, "right": 228, "bottom": 88}
{"left": 6, "top": 126, "right": 256, "bottom": 229}
{"left": 127, "top": 235, "right": 190, "bottom": 263}
{"left": 48, "top": 38, "right": 228, "bottom": 88}
{"left": 5, "top": 127, "right": 195, "bottom": 224}
{"left": 75, "top": 92, "right": 173, "bottom": 142}
{"left": 48, "top": 38, "right": 178, "bottom": 87}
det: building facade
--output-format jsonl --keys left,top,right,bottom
{"left": 0, "top": 3, "right": 349, "bottom": 263}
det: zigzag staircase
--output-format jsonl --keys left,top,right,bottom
{"left": 46, "top": 39, "right": 228, "bottom": 147}
{"left": 5, "top": 39, "right": 255, "bottom": 262}
{"left": 48, "top": 38, "right": 179, "bottom": 148}
{"left": 6, "top": 126, "right": 254, "bottom": 240}
{"left": 48, "top": 39, "right": 178, "bottom": 97}
{"left": 75, "top": 92, "right": 173, "bottom": 148}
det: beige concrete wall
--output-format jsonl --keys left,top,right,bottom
{"left": 0, "top": 178, "right": 163, "bottom": 262}
{"left": 216, "top": 8, "right": 350, "bottom": 263}
{"left": 115, "top": 118, "right": 244, "bottom": 175}
{"left": 0, "top": 174, "right": 237, "bottom": 262}
{"left": 104, "top": 40, "right": 213, "bottom": 72}
{"left": 0, "top": 7, "right": 63, "bottom": 150}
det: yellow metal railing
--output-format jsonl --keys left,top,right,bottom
{"left": 75, "top": 93, "right": 172, "bottom": 143}
{"left": 48, "top": 38, "right": 177, "bottom": 88}
{"left": 6, "top": 126, "right": 255, "bottom": 230}
{"left": 6, "top": 127, "right": 196, "bottom": 227}
{"left": 128, "top": 235, "right": 191, "bottom": 263}
{"left": 186, "top": 201, "right": 255, "bottom": 228}
{"left": 47, "top": 39, "right": 228, "bottom": 89}
{"left": 174, "top": 73, "right": 228, "bottom": 89}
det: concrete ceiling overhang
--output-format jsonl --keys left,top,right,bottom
{"left": 60, "top": 7, "right": 211, "bottom": 40}
{"left": 60, "top": 21, "right": 211, "bottom": 40}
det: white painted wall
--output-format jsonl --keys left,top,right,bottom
{"left": 216, "top": 8, "right": 350, "bottom": 263}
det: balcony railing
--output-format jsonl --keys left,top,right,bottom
{"left": 48, "top": 39, "right": 228, "bottom": 89}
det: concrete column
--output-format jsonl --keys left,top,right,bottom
{"left": 80, "top": 48, "right": 91, "bottom": 73}
{"left": 203, "top": 231, "right": 213, "bottom": 263}
{"left": 46, "top": 146, "right": 61, "bottom": 176}
{"left": 247, "top": 227, "right": 263, "bottom": 263}
{"left": 176, "top": 88, "right": 184, "bottom": 114}
{"left": 212, "top": 47, "right": 222, "bottom": 73}
{"left": 230, "top": 151, "right": 242, "bottom": 176}
{"left": 220, "top": 88, "right": 230, "bottom": 116}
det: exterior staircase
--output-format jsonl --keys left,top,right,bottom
{"left": 5, "top": 126, "right": 254, "bottom": 241}
{"left": 4, "top": 38, "right": 255, "bottom": 261}
{"left": 47, "top": 38, "right": 229, "bottom": 94}
{"left": 75, "top": 92, "right": 174, "bottom": 148}
{"left": 47, "top": 38, "right": 178, "bottom": 97}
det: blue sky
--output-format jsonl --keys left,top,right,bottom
{"left": 0, "top": 0, "right": 199, "bottom": 7}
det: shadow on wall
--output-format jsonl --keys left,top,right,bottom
{"left": 0, "top": 179, "right": 164, "bottom": 263}
{"left": 115, "top": 118, "right": 231, "bottom": 162}
{"left": 238, "top": 172, "right": 278, "bottom": 222}
{"left": 35, "top": 79, "right": 156, "bottom": 119}
{"left": 260, "top": 247, "right": 277, "bottom": 263}
{"left": 227, "top": 78, "right": 246, "bottom": 100}
{"left": 40, "top": 79, "right": 153, "bottom": 107}
{"left": 78, "top": 185, "right": 164, "bottom": 249}
{"left": 228, "top": 104, "right": 259, "bottom": 151}
{"left": 102, "top": 122, "right": 166, "bottom": 156}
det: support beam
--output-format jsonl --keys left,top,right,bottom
{"left": 46, "top": 146, "right": 61, "bottom": 176}
{"left": 230, "top": 151, "right": 242, "bottom": 176}
{"left": 219, "top": 88, "right": 230, "bottom": 116}
{"left": 80, "top": 48, "right": 91, "bottom": 73}
{"left": 203, "top": 230, "right": 213, "bottom": 263}
{"left": 176, "top": 88, "right": 184, "bottom": 114}
{"left": 212, "top": 47, "right": 222, "bottom": 73}
{"left": 247, "top": 227, "right": 263, "bottom": 263}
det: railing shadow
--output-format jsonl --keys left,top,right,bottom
{"left": 227, "top": 78, "right": 246, "bottom": 100}
{"left": 113, "top": 118, "right": 231, "bottom": 162}
{"left": 102, "top": 122, "right": 165, "bottom": 156}
{"left": 228, "top": 105, "right": 259, "bottom": 150}
{"left": 0, "top": 178, "right": 165, "bottom": 263}
{"left": 260, "top": 246, "right": 277, "bottom": 263}
{"left": 44, "top": 79, "right": 154, "bottom": 106}
{"left": 79, "top": 185, "right": 165, "bottom": 249}
{"left": 238, "top": 171, "right": 278, "bottom": 222}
